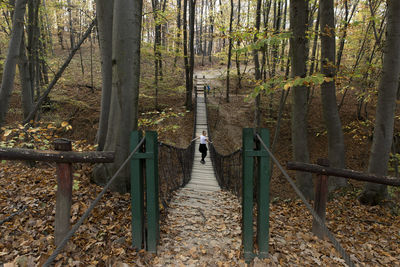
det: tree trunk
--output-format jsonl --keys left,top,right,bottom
{"left": 18, "top": 31, "right": 33, "bottom": 119}
{"left": 27, "top": 0, "right": 40, "bottom": 100}
{"left": 188, "top": 0, "right": 196, "bottom": 106}
{"left": 23, "top": 19, "right": 96, "bottom": 124}
{"left": 0, "top": 0, "right": 28, "bottom": 127}
{"left": 226, "top": 0, "right": 233, "bottom": 103}
{"left": 320, "top": 0, "right": 346, "bottom": 189}
{"left": 67, "top": 0, "right": 75, "bottom": 49}
{"left": 336, "top": 0, "right": 359, "bottom": 71}
{"left": 152, "top": 0, "right": 161, "bottom": 109}
{"left": 183, "top": 0, "right": 192, "bottom": 110}
{"left": 207, "top": 0, "right": 214, "bottom": 62}
{"left": 308, "top": 7, "right": 319, "bottom": 75}
{"left": 290, "top": 0, "right": 313, "bottom": 199}
{"left": 93, "top": 0, "right": 142, "bottom": 193}
{"left": 235, "top": 0, "right": 241, "bottom": 93}
{"left": 95, "top": 0, "right": 114, "bottom": 151}
{"left": 174, "top": 0, "right": 182, "bottom": 66}
{"left": 253, "top": 0, "right": 261, "bottom": 130}
{"left": 360, "top": 0, "right": 400, "bottom": 205}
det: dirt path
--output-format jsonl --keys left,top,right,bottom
{"left": 150, "top": 188, "right": 243, "bottom": 266}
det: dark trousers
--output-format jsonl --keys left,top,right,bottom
{"left": 199, "top": 144, "right": 207, "bottom": 161}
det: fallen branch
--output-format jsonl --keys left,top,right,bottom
{"left": 0, "top": 206, "right": 26, "bottom": 225}
{"left": 286, "top": 161, "right": 400, "bottom": 186}
{"left": 23, "top": 18, "right": 97, "bottom": 124}
{"left": 0, "top": 147, "right": 114, "bottom": 163}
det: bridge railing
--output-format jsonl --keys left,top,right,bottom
{"left": 157, "top": 84, "right": 197, "bottom": 204}
{"left": 203, "top": 89, "right": 243, "bottom": 197}
{"left": 158, "top": 141, "right": 194, "bottom": 202}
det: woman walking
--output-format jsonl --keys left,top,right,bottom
{"left": 192, "top": 130, "right": 211, "bottom": 164}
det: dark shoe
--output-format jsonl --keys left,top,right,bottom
{"left": 200, "top": 160, "right": 205, "bottom": 164}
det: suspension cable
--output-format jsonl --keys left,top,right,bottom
{"left": 255, "top": 134, "right": 355, "bottom": 267}
{"left": 43, "top": 136, "right": 146, "bottom": 267}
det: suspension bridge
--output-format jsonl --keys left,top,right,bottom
{"left": 4, "top": 76, "right": 389, "bottom": 266}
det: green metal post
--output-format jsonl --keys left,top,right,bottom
{"left": 257, "top": 128, "right": 270, "bottom": 258}
{"left": 242, "top": 128, "right": 254, "bottom": 262}
{"left": 130, "top": 131, "right": 144, "bottom": 249}
{"left": 146, "top": 131, "right": 159, "bottom": 253}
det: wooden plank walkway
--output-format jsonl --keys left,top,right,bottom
{"left": 151, "top": 78, "right": 243, "bottom": 265}
{"left": 185, "top": 84, "right": 220, "bottom": 192}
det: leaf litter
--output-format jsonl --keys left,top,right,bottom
{"left": 1, "top": 125, "right": 400, "bottom": 266}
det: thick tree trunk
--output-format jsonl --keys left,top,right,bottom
{"left": 320, "top": 0, "right": 346, "bottom": 189}
{"left": 290, "top": 0, "right": 313, "bottom": 199}
{"left": 95, "top": 0, "right": 114, "bottom": 151}
{"left": 360, "top": 0, "right": 400, "bottom": 205}
{"left": 93, "top": 0, "right": 142, "bottom": 193}
{"left": 0, "top": 0, "right": 28, "bottom": 127}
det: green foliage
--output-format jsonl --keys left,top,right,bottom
{"left": 245, "top": 73, "right": 332, "bottom": 101}
{"left": 234, "top": 31, "right": 292, "bottom": 56}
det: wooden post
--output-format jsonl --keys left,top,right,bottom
{"left": 257, "top": 129, "right": 270, "bottom": 258}
{"left": 131, "top": 131, "right": 144, "bottom": 250}
{"left": 312, "top": 158, "right": 329, "bottom": 239}
{"left": 146, "top": 131, "right": 159, "bottom": 253}
{"left": 54, "top": 139, "right": 73, "bottom": 246}
{"left": 242, "top": 128, "right": 254, "bottom": 262}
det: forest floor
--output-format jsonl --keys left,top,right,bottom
{"left": 1, "top": 48, "right": 400, "bottom": 266}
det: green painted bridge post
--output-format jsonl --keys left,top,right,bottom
{"left": 242, "top": 128, "right": 254, "bottom": 262}
{"left": 257, "top": 128, "right": 270, "bottom": 258}
{"left": 145, "top": 131, "right": 159, "bottom": 253}
{"left": 131, "top": 131, "right": 144, "bottom": 250}
{"left": 242, "top": 128, "right": 271, "bottom": 262}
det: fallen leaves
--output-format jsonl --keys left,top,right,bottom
{"left": 1, "top": 153, "right": 400, "bottom": 266}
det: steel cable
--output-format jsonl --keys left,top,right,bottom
{"left": 43, "top": 136, "right": 145, "bottom": 267}
{"left": 256, "top": 134, "right": 355, "bottom": 267}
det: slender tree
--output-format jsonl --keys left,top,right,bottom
{"left": 253, "top": 0, "right": 262, "bottom": 130}
{"left": 183, "top": 0, "right": 191, "bottom": 110}
{"left": 226, "top": 0, "right": 233, "bottom": 103}
{"left": 174, "top": 0, "right": 182, "bottom": 66}
{"left": 188, "top": 0, "right": 196, "bottom": 107}
{"left": 18, "top": 32, "right": 33, "bottom": 119}
{"left": 360, "top": 0, "right": 400, "bottom": 205}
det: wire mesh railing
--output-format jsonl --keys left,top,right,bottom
{"left": 158, "top": 141, "right": 195, "bottom": 204}
{"left": 157, "top": 90, "right": 197, "bottom": 205}
{"left": 43, "top": 93, "right": 198, "bottom": 265}
{"left": 204, "top": 91, "right": 243, "bottom": 198}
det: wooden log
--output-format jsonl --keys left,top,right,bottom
{"left": 312, "top": 159, "right": 329, "bottom": 239}
{"left": 54, "top": 139, "right": 73, "bottom": 246}
{"left": 286, "top": 161, "right": 400, "bottom": 186}
{"left": 0, "top": 147, "right": 114, "bottom": 163}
